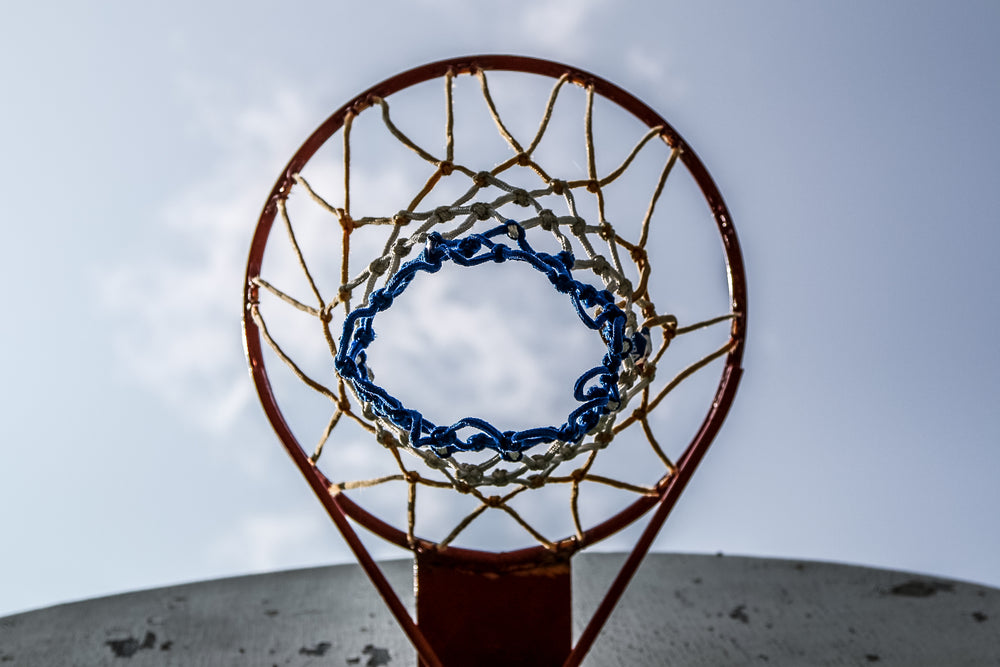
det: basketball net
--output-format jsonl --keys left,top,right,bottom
{"left": 244, "top": 55, "right": 746, "bottom": 666}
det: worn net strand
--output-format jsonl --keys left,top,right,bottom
{"left": 251, "top": 68, "right": 739, "bottom": 550}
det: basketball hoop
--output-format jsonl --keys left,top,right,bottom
{"left": 243, "top": 55, "right": 747, "bottom": 666}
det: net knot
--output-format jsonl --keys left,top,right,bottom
{"left": 456, "top": 463, "right": 483, "bottom": 485}
{"left": 484, "top": 495, "right": 503, "bottom": 508}
{"left": 457, "top": 235, "right": 482, "bottom": 258}
{"left": 630, "top": 246, "right": 647, "bottom": 264}
{"left": 589, "top": 255, "right": 610, "bottom": 276}
{"left": 516, "top": 151, "right": 531, "bottom": 166}
{"left": 549, "top": 271, "right": 574, "bottom": 294}
{"left": 473, "top": 171, "right": 491, "bottom": 187}
{"left": 376, "top": 428, "right": 397, "bottom": 448}
{"left": 337, "top": 208, "right": 354, "bottom": 233}
{"left": 368, "top": 256, "right": 391, "bottom": 276}
{"left": 489, "top": 468, "right": 511, "bottom": 484}
{"left": 438, "top": 160, "right": 454, "bottom": 176}
{"left": 337, "top": 285, "right": 352, "bottom": 304}
{"left": 594, "top": 431, "right": 614, "bottom": 447}
{"left": 644, "top": 314, "right": 678, "bottom": 341}
{"left": 539, "top": 209, "right": 558, "bottom": 230}
{"left": 392, "top": 237, "right": 410, "bottom": 257}
{"left": 617, "top": 277, "right": 634, "bottom": 299}
{"left": 392, "top": 211, "right": 412, "bottom": 226}
{"left": 433, "top": 206, "right": 455, "bottom": 223}
{"left": 598, "top": 222, "right": 615, "bottom": 241}
{"left": 528, "top": 453, "right": 551, "bottom": 470}
{"left": 586, "top": 179, "right": 600, "bottom": 193}
{"left": 512, "top": 189, "right": 531, "bottom": 207}
{"left": 570, "top": 217, "right": 587, "bottom": 235}
{"left": 404, "top": 470, "right": 421, "bottom": 484}
{"left": 550, "top": 179, "right": 566, "bottom": 195}
{"left": 570, "top": 468, "right": 587, "bottom": 483}
{"left": 470, "top": 202, "right": 492, "bottom": 220}
{"left": 576, "top": 282, "right": 600, "bottom": 306}
{"left": 420, "top": 450, "right": 447, "bottom": 470}
{"left": 369, "top": 289, "right": 394, "bottom": 311}
{"left": 663, "top": 319, "right": 678, "bottom": 341}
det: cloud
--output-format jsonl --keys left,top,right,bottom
{"left": 519, "top": 0, "right": 609, "bottom": 55}
{"left": 101, "top": 85, "right": 319, "bottom": 435}
{"left": 625, "top": 46, "right": 689, "bottom": 103}
{"left": 205, "top": 511, "right": 333, "bottom": 572}
{"left": 626, "top": 46, "right": 666, "bottom": 84}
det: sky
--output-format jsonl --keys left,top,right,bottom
{"left": 2, "top": 1, "right": 999, "bottom": 618}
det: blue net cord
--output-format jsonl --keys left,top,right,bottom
{"left": 335, "top": 221, "right": 650, "bottom": 462}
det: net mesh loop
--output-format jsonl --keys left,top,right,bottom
{"left": 336, "top": 221, "right": 648, "bottom": 462}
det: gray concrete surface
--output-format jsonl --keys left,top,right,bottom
{"left": 1, "top": 553, "right": 997, "bottom": 666}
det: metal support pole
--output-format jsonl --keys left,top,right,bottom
{"left": 416, "top": 549, "right": 572, "bottom": 666}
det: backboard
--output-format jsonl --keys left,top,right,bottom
{"left": 2, "top": 553, "right": 997, "bottom": 665}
